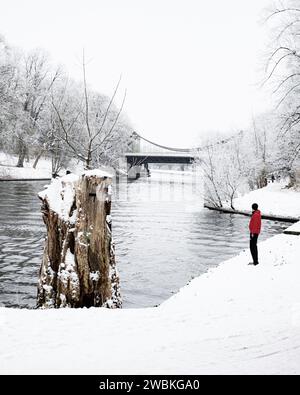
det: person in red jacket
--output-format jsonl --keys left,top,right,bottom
{"left": 249, "top": 203, "right": 261, "bottom": 265}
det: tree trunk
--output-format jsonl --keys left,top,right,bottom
{"left": 51, "top": 149, "right": 62, "bottom": 177}
{"left": 37, "top": 172, "right": 121, "bottom": 308}
{"left": 16, "top": 141, "right": 27, "bottom": 167}
{"left": 33, "top": 149, "right": 44, "bottom": 169}
{"left": 85, "top": 153, "right": 92, "bottom": 170}
{"left": 256, "top": 168, "right": 268, "bottom": 189}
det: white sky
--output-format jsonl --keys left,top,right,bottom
{"left": 0, "top": 0, "right": 272, "bottom": 147}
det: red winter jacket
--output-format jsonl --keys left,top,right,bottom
{"left": 249, "top": 210, "right": 261, "bottom": 234}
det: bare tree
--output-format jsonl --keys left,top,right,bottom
{"left": 200, "top": 144, "right": 224, "bottom": 208}
{"left": 7, "top": 49, "right": 62, "bottom": 167}
{"left": 263, "top": 1, "right": 300, "bottom": 184}
{"left": 198, "top": 131, "right": 256, "bottom": 209}
{"left": 1, "top": 40, "right": 132, "bottom": 174}
{"left": 51, "top": 55, "right": 127, "bottom": 170}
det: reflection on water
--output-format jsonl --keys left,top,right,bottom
{"left": 0, "top": 171, "right": 288, "bottom": 308}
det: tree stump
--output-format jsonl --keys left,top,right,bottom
{"left": 37, "top": 171, "right": 122, "bottom": 308}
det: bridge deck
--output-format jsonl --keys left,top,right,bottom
{"left": 124, "top": 152, "right": 195, "bottom": 158}
{"left": 125, "top": 152, "right": 195, "bottom": 165}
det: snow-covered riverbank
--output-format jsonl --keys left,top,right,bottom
{"left": 232, "top": 180, "right": 300, "bottom": 218}
{"left": 0, "top": 153, "right": 52, "bottom": 180}
{"left": 0, "top": 180, "right": 299, "bottom": 375}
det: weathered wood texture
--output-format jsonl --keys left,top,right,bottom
{"left": 37, "top": 174, "right": 121, "bottom": 308}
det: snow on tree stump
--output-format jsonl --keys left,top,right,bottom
{"left": 37, "top": 170, "right": 122, "bottom": 309}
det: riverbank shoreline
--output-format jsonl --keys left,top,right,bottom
{"left": 0, "top": 153, "right": 53, "bottom": 180}
{"left": 0, "top": 178, "right": 51, "bottom": 182}
{"left": 205, "top": 180, "right": 300, "bottom": 223}
{"left": 204, "top": 203, "right": 299, "bottom": 223}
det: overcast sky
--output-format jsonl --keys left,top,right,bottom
{"left": 0, "top": 0, "right": 272, "bottom": 147}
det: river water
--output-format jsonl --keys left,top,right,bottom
{"left": 0, "top": 170, "right": 288, "bottom": 308}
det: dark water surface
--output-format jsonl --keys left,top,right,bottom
{"left": 0, "top": 172, "right": 288, "bottom": 308}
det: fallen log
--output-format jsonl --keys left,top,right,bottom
{"left": 204, "top": 203, "right": 299, "bottom": 223}
{"left": 283, "top": 230, "right": 300, "bottom": 236}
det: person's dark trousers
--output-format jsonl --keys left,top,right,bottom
{"left": 250, "top": 233, "right": 259, "bottom": 264}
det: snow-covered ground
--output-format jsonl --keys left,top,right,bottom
{"left": 0, "top": 152, "right": 114, "bottom": 180}
{"left": 232, "top": 180, "right": 300, "bottom": 218}
{"left": 0, "top": 152, "right": 52, "bottom": 179}
{"left": 0, "top": 180, "right": 299, "bottom": 374}
{"left": 287, "top": 221, "right": 300, "bottom": 233}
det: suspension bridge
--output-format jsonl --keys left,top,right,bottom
{"left": 124, "top": 130, "right": 243, "bottom": 179}
{"left": 124, "top": 131, "right": 196, "bottom": 178}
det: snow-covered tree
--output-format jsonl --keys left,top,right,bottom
{"left": 51, "top": 56, "right": 131, "bottom": 170}
{"left": 13, "top": 50, "right": 62, "bottom": 167}
{"left": 263, "top": 0, "right": 300, "bottom": 184}
{"left": 0, "top": 36, "right": 21, "bottom": 154}
{"left": 199, "top": 132, "right": 249, "bottom": 209}
{"left": 0, "top": 38, "right": 132, "bottom": 172}
{"left": 244, "top": 113, "right": 280, "bottom": 190}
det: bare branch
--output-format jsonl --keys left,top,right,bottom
{"left": 92, "top": 89, "right": 127, "bottom": 153}
{"left": 82, "top": 49, "right": 92, "bottom": 139}
{"left": 91, "top": 75, "right": 122, "bottom": 143}
{"left": 263, "top": 50, "right": 300, "bottom": 86}
{"left": 264, "top": 8, "right": 300, "bottom": 23}
{"left": 276, "top": 81, "right": 300, "bottom": 108}
{"left": 273, "top": 72, "right": 300, "bottom": 93}
{"left": 279, "top": 110, "right": 300, "bottom": 134}
{"left": 265, "top": 47, "right": 292, "bottom": 73}
{"left": 276, "top": 18, "right": 300, "bottom": 40}
{"left": 34, "top": 68, "right": 62, "bottom": 122}
{"left": 52, "top": 101, "right": 85, "bottom": 161}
